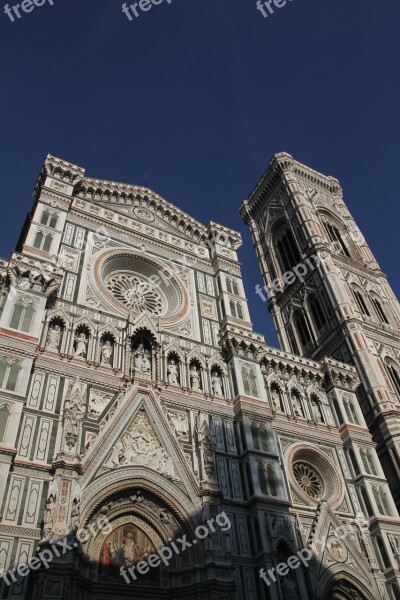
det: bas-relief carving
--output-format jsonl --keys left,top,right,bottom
{"left": 62, "top": 379, "right": 86, "bottom": 452}
{"left": 103, "top": 409, "right": 175, "bottom": 478}
{"left": 87, "top": 389, "right": 113, "bottom": 419}
{"left": 167, "top": 410, "right": 189, "bottom": 440}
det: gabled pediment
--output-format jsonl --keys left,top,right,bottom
{"left": 80, "top": 387, "right": 199, "bottom": 499}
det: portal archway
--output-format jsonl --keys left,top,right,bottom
{"left": 326, "top": 577, "right": 375, "bottom": 600}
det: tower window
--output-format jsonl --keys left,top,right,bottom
{"left": 294, "top": 311, "right": 312, "bottom": 349}
{"left": 40, "top": 209, "right": 58, "bottom": 228}
{"left": 0, "top": 357, "right": 21, "bottom": 392}
{"left": 371, "top": 298, "right": 389, "bottom": 324}
{"left": 323, "top": 221, "right": 351, "bottom": 257}
{"left": 33, "top": 230, "right": 53, "bottom": 253}
{"left": 257, "top": 462, "right": 277, "bottom": 497}
{"left": 309, "top": 296, "right": 327, "bottom": 332}
{"left": 385, "top": 362, "right": 400, "bottom": 396}
{"left": 9, "top": 301, "right": 35, "bottom": 333}
{"left": 230, "top": 300, "right": 244, "bottom": 320}
{"left": 275, "top": 228, "right": 301, "bottom": 273}
{"left": 352, "top": 289, "right": 370, "bottom": 316}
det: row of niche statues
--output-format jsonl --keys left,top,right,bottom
{"left": 46, "top": 322, "right": 115, "bottom": 365}
{"left": 270, "top": 385, "right": 324, "bottom": 422}
{"left": 168, "top": 358, "right": 224, "bottom": 396}
{"left": 46, "top": 324, "right": 225, "bottom": 395}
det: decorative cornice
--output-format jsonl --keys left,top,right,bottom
{"left": 240, "top": 152, "right": 342, "bottom": 222}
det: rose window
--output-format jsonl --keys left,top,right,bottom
{"left": 293, "top": 462, "right": 323, "bottom": 498}
{"left": 106, "top": 274, "right": 163, "bottom": 315}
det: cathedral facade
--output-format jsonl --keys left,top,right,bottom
{"left": 0, "top": 153, "right": 400, "bottom": 599}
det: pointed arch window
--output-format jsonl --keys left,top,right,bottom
{"left": 258, "top": 462, "right": 277, "bottom": 497}
{"left": 385, "top": 361, "right": 400, "bottom": 396}
{"left": 40, "top": 209, "right": 58, "bottom": 228}
{"left": 360, "top": 449, "right": 376, "bottom": 475}
{"left": 371, "top": 297, "right": 389, "bottom": 324}
{"left": 309, "top": 296, "right": 327, "bottom": 332}
{"left": 246, "top": 462, "right": 254, "bottom": 497}
{"left": 33, "top": 230, "right": 53, "bottom": 253}
{"left": 251, "top": 422, "right": 260, "bottom": 450}
{"left": 0, "top": 405, "right": 10, "bottom": 442}
{"left": 275, "top": 228, "right": 302, "bottom": 273}
{"left": 348, "top": 447, "right": 360, "bottom": 476}
{"left": 322, "top": 221, "right": 351, "bottom": 257}
{"left": 375, "top": 535, "right": 391, "bottom": 569}
{"left": 0, "top": 358, "right": 21, "bottom": 391}
{"left": 294, "top": 311, "right": 312, "bottom": 349}
{"left": 226, "top": 277, "right": 239, "bottom": 295}
{"left": 373, "top": 486, "right": 392, "bottom": 516}
{"left": 9, "top": 301, "right": 35, "bottom": 333}
{"left": 343, "top": 397, "right": 359, "bottom": 424}
{"left": 230, "top": 300, "right": 244, "bottom": 320}
{"left": 359, "top": 485, "right": 373, "bottom": 518}
{"left": 352, "top": 289, "right": 370, "bottom": 316}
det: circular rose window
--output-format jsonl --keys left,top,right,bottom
{"left": 105, "top": 273, "right": 164, "bottom": 315}
{"left": 293, "top": 462, "right": 324, "bottom": 499}
{"left": 92, "top": 249, "right": 189, "bottom": 322}
{"left": 286, "top": 443, "right": 344, "bottom": 508}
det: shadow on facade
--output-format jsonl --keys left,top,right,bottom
{"left": 2, "top": 489, "right": 378, "bottom": 600}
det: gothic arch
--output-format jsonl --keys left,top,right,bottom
{"left": 324, "top": 575, "right": 376, "bottom": 600}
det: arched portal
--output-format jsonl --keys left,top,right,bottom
{"left": 83, "top": 485, "right": 201, "bottom": 599}
{"left": 326, "top": 578, "right": 374, "bottom": 600}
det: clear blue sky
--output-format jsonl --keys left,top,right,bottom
{"left": 1, "top": 0, "right": 399, "bottom": 346}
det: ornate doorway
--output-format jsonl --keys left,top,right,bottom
{"left": 327, "top": 578, "right": 372, "bottom": 600}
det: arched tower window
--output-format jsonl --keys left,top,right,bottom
{"left": 351, "top": 287, "right": 370, "bottom": 317}
{"left": 275, "top": 227, "right": 301, "bottom": 273}
{"left": 294, "top": 310, "right": 312, "bottom": 350}
{"left": 375, "top": 535, "right": 391, "bottom": 569}
{"left": 358, "top": 485, "right": 373, "bottom": 517}
{"left": 308, "top": 296, "right": 327, "bottom": 332}
{"left": 370, "top": 296, "right": 389, "bottom": 324}
{"left": 0, "top": 405, "right": 10, "bottom": 442}
{"left": 322, "top": 220, "right": 351, "bottom": 257}
{"left": 0, "top": 358, "right": 21, "bottom": 392}
{"left": 257, "top": 462, "right": 277, "bottom": 497}
{"left": 385, "top": 360, "right": 400, "bottom": 396}
{"left": 343, "top": 396, "right": 359, "bottom": 424}
{"left": 9, "top": 300, "right": 35, "bottom": 333}
{"left": 348, "top": 447, "right": 360, "bottom": 476}
{"left": 40, "top": 209, "right": 58, "bottom": 228}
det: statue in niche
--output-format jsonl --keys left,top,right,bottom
{"left": 211, "top": 371, "right": 223, "bottom": 396}
{"left": 100, "top": 340, "right": 113, "bottom": 366}
{"left": 63, "top": 379, "right": 86, "bottom": 451}
{"left": 312, "top": 400, "right": 323, "bottom": 422}
{"left": 190, "top": 364, "right": 201, "bottom": 390}
{"left": 167, "top": 359, "right": 179, "bottom": 385}
{"left": 71, "top": 498, "right": 81, "bottom": 530}
{"left": 133, "top": 343, "right": 151, "bottom": 373}
{"left": 271, "top": 387, "right": 283, "bottom": 412}
{"left": 74, "top": 331, "right": 88, "bottom": 358}
{"left": 292, "top": 395, "right": 304, "bottom": 418}
{"left": 42, "top": 494, "right": 55, "bottom": 540}
{"left": 46, "top": 323, "right": 62, "bottom": 350}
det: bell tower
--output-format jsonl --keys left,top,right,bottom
{"left": 241, "top": 152, "right": 400, "bottom": 505}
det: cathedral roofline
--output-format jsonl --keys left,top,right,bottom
{"left": 240, "top": 152, "right": 343, "bottom": 222}
{"left": 36, "top": 154, "right": 242, "bottom": 250}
